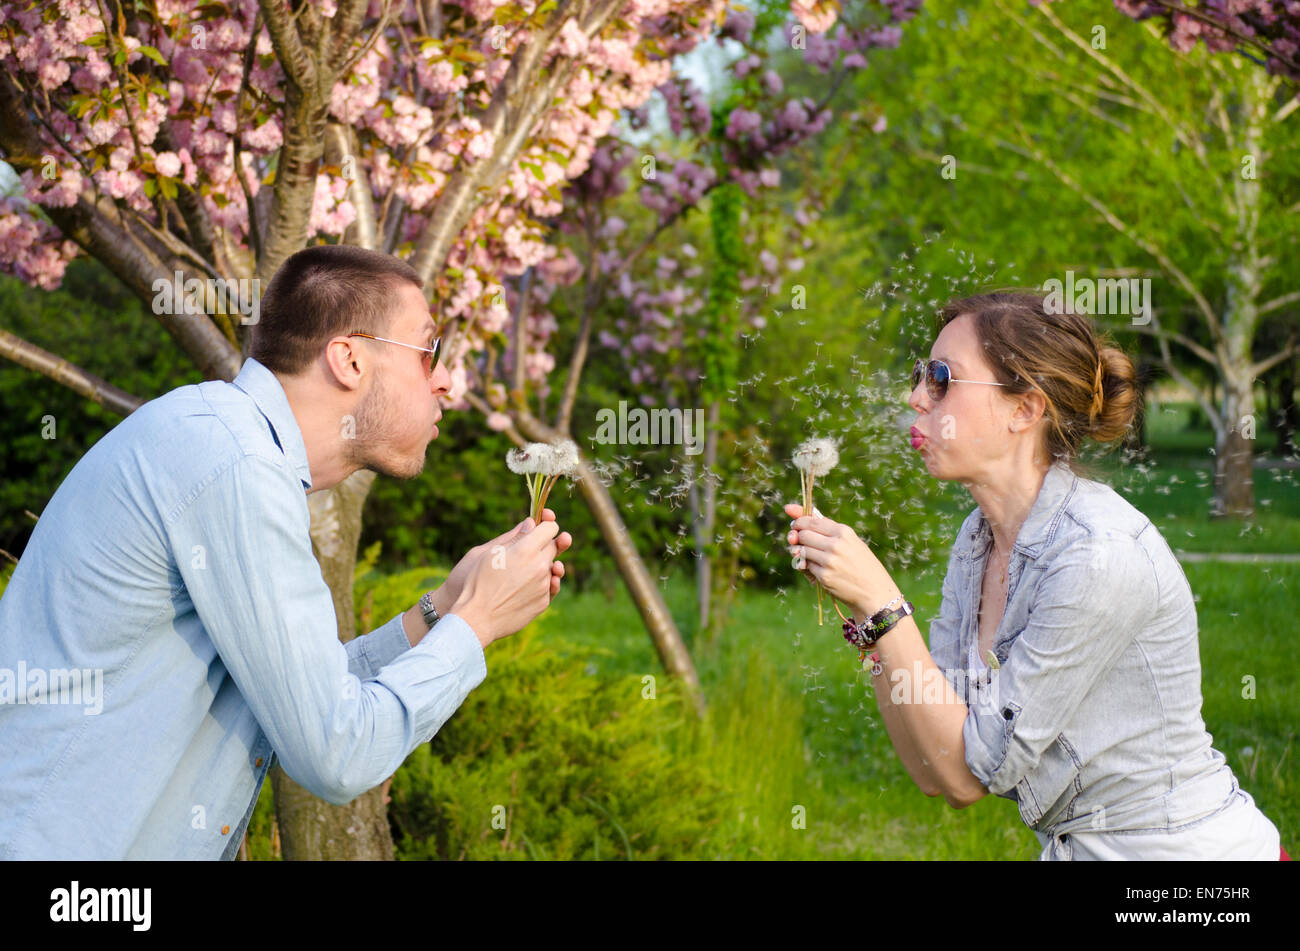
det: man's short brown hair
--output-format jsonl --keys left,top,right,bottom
{"left": 250, "top": 245, "right": 424, "bottom": 376}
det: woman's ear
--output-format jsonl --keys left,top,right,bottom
{"left": 1010, "top": 389, "right": 1047, "bottom": 433}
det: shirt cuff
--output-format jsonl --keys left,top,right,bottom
{"left": 963, "top": 696, "right": 1024, "bottom": 796}
{"left": 354, "top": 612, "right": 416, "bottom": 679}
{"left": 424, "top": 613, "right": 488, "bottom": 684}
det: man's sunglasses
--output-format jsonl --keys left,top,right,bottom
{"left": 911, "top": 358, "right": 1008, "bottom": 402}
{"left": 348, "top": 331, "right": 442, "bottom": 377}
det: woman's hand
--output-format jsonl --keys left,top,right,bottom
{"left": 783, "top": 503, "right": 901, "bottom": 618}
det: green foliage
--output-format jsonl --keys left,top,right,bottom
{"left": 0, "top": 260, "right": 203, "bottom": 556}
{"left": 700, "top": 182, "right": 743, "bottom": 410}
{"left": 388, "top": 617, "right": 733, "bottom": 860}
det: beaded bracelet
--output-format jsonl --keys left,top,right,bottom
{"left": 842, "top": 599, "right": 915, "bottom": 661}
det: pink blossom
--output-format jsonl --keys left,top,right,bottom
{"left": 791, "top": 0, "right": 838, "bottom": 34}
{"left": 154, "top": 151, "right": 182, "bottom": 178}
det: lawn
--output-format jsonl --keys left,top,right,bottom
{"left": 541, "top": 558, "right": 1296, "bottom": 859}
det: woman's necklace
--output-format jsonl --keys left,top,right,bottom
{"left": 992, "top": 545, "right": 1009, "bottom": 585}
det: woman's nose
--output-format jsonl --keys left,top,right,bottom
{"left": 907, "top": 380, "right": 929, "bottom": 414}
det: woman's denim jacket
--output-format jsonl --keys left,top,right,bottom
{"left": 929, "top": 460, "right": 1241, "bottom": 855}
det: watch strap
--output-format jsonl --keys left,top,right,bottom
{"left": 419, "top": 591, "right": 441, "bottom": 628}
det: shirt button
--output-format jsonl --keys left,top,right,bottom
{"left": 1002, "top": 708, "right": 1014, "bottom": 720}
{"left": 221, "top": 825, "right": 230, "bottom": 835}
{"left": 255, "top": 757, "right": 264, "bottom": 767}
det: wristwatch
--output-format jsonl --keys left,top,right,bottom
{"left": 418, "top": 590, "right": 441, "bottom": 629}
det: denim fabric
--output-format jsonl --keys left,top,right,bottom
{"left": 0, "top": 358, "right": 486, "bottom": 860}
{"left": 928, "top": 460, "right": 1258, "bottom": 856}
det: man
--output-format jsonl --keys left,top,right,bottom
{"left": 0, "top": 245, "right": 571, "bottom": 859}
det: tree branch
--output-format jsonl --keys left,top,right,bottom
{"left": 1121, "top": 319, "right": 1220, "bottom": 368}
{"left": 260, "top": 0, "right": 314, "bottom": 90}
{"left": 1259, "top": 289, "right": 1300, "bottom": 316}
{"left": 0, "top": 329, "right": 144, "bottom": 417}
{"left": 1250, "top": 336, "right": 1297, "bottom": 379}
{"left": 325, "top": 123, "right": 378, "bottom": 250}
{"left": 999, "top": 126, "right": 1224, "bottom": 349}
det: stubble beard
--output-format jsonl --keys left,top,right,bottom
{"left": 348, "top": 376, "right": 427, "bottom": 480}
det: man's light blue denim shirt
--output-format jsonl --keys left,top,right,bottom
{"left": 0, "top": 357, "right": 486, "bottom": 860}
{"left": 928, "top": 460, "right": 1247, "bottom": 857}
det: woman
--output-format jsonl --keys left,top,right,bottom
{"left": 785, "top": 290, "right": 1287, "bottom": 860}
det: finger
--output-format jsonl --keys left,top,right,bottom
{"left": 555, "top": 531, "right": 573, "bottom": 554}
{"left": 790, "top": 515, "right": 836, "bottom": 531}
{"left": 496, "top": 520, "right": 529, "bottom": 545}
{"left": 551, "top": 560, "right": 565, "bottom": 578}
{"left": 789, "top": 544, "right": 829, "bottom": 564}
{"left": 791, "top": 528, "right": 837, "bottom": 550}
{"left": 515, "top": 519, "right": 560, "bottom": 549}
{"left": 783, "top": 503, "right": 804, "bottom": 518}
{"left": 540, "top": 507, "right": 557, "bottom": 522}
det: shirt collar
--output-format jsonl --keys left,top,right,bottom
{"left": 965, "top": 460, "right": 1077, "bottom": 560}
{"left": 231, "top": 357, "right": 313, "bottom": 491}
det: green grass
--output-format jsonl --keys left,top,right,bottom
{"left": 537, "top": 558, "right": 1296, "bottom": 859}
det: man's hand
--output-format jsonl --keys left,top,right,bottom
{"left": 451, "top": 517, "right": 565, "bottom": 648}
{"left": 402, "top": 509, "right": 572, "bottom": 646}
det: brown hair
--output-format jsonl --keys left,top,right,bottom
{"left": 250, "top": 245, "right": 423, "bottom": 376}
{"left": 937, "top": 289, "right": 1142, "bottom": 466}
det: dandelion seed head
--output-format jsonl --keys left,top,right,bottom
{"left": 507, "top": 443, "right": 551, "bottom": 475}
{"left": 792, "top": 437, "right": 840, "bottom": 477}
{"left": 545, "top": 439, "right": 580, "bottom": 477}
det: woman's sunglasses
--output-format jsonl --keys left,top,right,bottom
{"left": 348, "top": 331, "right": 442, "bottom": 377}
{"left": 911, "top": 358, "right": 1008, "bottom": 402}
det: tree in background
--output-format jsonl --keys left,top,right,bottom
{"left": 1037, "top": 0, "right": 1300, "bottom": 81}
{"left": 836, "top": 0, "right": 1298, "bottom": 517}
{"left": 0, "top": 0, "right": 748, "bottom": 859}
{"left": 0, "top": 0, "right": 931, "bottom": 857}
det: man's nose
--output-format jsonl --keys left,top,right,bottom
{"left": 430, "top": 362, "right": 452, "bottom": 397}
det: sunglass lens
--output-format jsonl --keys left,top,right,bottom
{"left": 928, "top": 361, "right": 950, "bottom": 400}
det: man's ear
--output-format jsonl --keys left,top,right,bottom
{"left": 323, "top": 336, "right": 366, "bottom": 392}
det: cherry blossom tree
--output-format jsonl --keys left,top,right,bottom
{"left": 0, "top": 0, "right": 925, "bottom": 856}
{"left": 1035, "top": 1, "right": 1300, "bottom": 80}
{"left": 0, "top": 0, "right": 734, "bottom": 861}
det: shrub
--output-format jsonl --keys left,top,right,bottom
{"left": 388, "top": 615, "right": 734, "bottom": 860}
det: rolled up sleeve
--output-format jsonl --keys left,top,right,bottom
{"left": 167, "top": 455, "right": 487, "bottom": 806}
{"left": 345, "top": 612, "right": 414, "bottom": 681}
{"left": 962, "top": 531, "right": 1157, "bottom": 795}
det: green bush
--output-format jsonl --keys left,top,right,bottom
{"left": 388, "top": 616, "right": 733, "bottom": 860}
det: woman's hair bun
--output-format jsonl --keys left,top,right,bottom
{"left": 1088, "top": 345, "right": 1140, "bottom": 444}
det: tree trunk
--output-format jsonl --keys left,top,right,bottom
{"left": 689, "top": 402, "right": 721, "bottom": 635}
{"left": 269, "top": 468, "right": 396, "bottom": 860}
{"left": 1211, "top": 61, "right": 1268, "bottom": 519}
{"left": 1213, "top": 374, "right": 1256, "bottom": 518}
{"left": 575, "top": 455, "right": 704, "bottom": 712}
{"left": 512, "top": 413, "right": 704, "bottom": 712}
